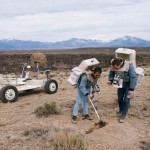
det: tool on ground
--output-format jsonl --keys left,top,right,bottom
{"left": 132, "top": 92, "right": 143, "bottom": 118}
{"left": 89, "top": 97, "right": 107, "bottom": 128}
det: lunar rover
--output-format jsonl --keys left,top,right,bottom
{"left": 0, "top": 61, "right": 58, "bottom": 103}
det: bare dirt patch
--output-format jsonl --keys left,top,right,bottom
{"left": 0, "top": 67, "right": 150, "bottom": 150}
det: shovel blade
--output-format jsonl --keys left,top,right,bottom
{"left": 94, "top": 120, "right": 108, "bottom": 128}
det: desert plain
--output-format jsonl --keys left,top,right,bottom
{"left": 0, "top": 48, "right": 150, "bottom": 150}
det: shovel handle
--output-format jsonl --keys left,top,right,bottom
{"left": 89, "top": 98, "right": 101, "bottom": 120}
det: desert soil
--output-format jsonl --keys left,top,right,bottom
{"left": 0, "top": 67, "right": 150, "bottom": 150}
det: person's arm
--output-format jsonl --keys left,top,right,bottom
{"left": 108, "top": 70, "right": 115, "bottom": 85}
{"left": 128, "top": 64, "right": 137, "bottom": 91}
{"left": 79, "top": 75, "right": 89, "bottom": 96}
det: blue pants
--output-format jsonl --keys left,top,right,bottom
{"left": 117, "top": 83, "right": 130, "bottom": 118}
{"left": 72, "top": 88, "right": 89, "bottom": 116}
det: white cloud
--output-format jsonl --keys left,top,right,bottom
{"left": 0, "top": 0, "right": 149, "bottom": 41}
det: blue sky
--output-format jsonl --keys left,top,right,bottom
{"left": 0, "top": 0, "right": 150, "bottom": 42}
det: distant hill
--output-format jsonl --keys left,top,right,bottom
{"left": 0, "top": 36, "right": 150, "bottom": 50}
{"left": 106, "top": 36, "right": 150, "bottom": 47}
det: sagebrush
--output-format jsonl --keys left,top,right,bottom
{"left": 34, "top": 102, "right": 61, "bottom": 117}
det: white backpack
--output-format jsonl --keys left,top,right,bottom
{"left": 67, "top": 58, "right": 99, "bottom": 86}
{"left": 135, "top": 67, "right": 144, "bottom": 88}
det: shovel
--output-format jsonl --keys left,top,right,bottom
{"left": 89, "top": 98, "right": 108, "bottom": 128}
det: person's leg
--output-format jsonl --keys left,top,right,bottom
{"left": 121, "top": 85, "right": 130, "bottom": 118}
{"left": 72, "top": 89, "right": 83, "bottom": 117}
{"left": 82, "top": 95, "right": 93, "bottom": 120}
{"left": 82, "top": 95, "right": 88, "bottom": 115}
{"left": 117, "top": 88, "right": 124, "bottom": 113}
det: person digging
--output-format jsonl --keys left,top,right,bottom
{"left": 71, "top": 66, "right": 102, "bottom": 124}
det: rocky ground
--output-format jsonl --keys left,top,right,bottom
{"left": 0, "top": 67, "right": 150, "bottom": 150}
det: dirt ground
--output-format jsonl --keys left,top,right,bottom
{"left": 0, "top": 67, "right": 150, "bottom": 150}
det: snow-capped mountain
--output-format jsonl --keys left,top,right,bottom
{"left": 0, "top": 36, "right": 150, "bottom": 50}
{"left": 107, "top": 36, "right": 150, "bottom": 47}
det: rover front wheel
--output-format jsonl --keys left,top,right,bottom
{"left": 0, "top": 85, "right": 18, "bottom": 103}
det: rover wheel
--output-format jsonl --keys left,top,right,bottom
{"left": 44, "top": 79, "right": 58, "bottom": 94}
{"left": 0, "top": 85, "right": 18, "bottom": 103}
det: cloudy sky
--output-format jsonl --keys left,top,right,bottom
{"left": 0, "top": 0, "right": 150, "bottom": 42}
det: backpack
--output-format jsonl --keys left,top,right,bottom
{"left": 67, "top": 58, "right": 99, "bottom": 86}
{"left": 135, "top": 67, "right": 144, "bottom": 88}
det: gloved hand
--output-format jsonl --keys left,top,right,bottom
{"left": 127, "top": 90, "right": 134, "bottom": 99}
{"left": 87, "top": 94, "right": 91, "bottom": 101}
{"left": 90, "top": 93, "right": 94, "bottom": 99}
{"left": 94, "top": 84, "right": 101, "bottom": 93}
{"left": 107, "top": 81, "right": 112, "bottom": 85}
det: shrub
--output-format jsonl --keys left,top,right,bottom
{"left": 140, "top": 139, "right": 150, "bottom": 150}
{"left": 30, "top": 52, "right": 47, "bottom": 68}
{"left": 53, "top": 131, "right": 87, "bottom": 150}
{"left": 34, "top": 102, "right": 61, "bottom": 117}
{"left": 21, "top": 126, "right": 86, "bottom": 150}
{"left": 23, "top": 128, "right": 48, "bottom": 137}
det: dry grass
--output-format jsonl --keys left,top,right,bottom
{"left": 53, "top": 131, "right": 87, "bottom": 150}
{"left": 23, "top": 128, "right": 49, "bottom": 137}
{"left": 34, "top": 102, "right": 61, "bottom": 117}
{"left": 21, "top": 125, "right": 86, "bottom": 150}
{"left": 140, "top": 137, "right": 150, "bottom": 150}
{"left": 30, "top": 52, "right": 48, "bottom": 68}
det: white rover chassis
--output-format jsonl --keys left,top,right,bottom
{"left": 0, "top": 63, "right": 58, "bottom": 103}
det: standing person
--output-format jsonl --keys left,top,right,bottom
{"left": 72, "top": 66, "right": 102, "bottom": 124}
{"left": 108, "top": 58, "right": 137, "bottom": 123}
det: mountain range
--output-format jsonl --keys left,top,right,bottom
{"left": 0, "top": 36, "right": 150, "bottom": 50}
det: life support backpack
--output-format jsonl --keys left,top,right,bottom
{"left": 67, "top": 58, "right": 99, "bottom": 86}
{"left": 135, "top": 67, "right": 144, "bottom": 88}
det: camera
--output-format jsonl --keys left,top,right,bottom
{"left": 113, "top": 74, "right": 120, "bottom": 86}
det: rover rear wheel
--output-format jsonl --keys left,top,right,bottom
{"left": 44, "top": 79, "right": 58, "bottom": 94}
